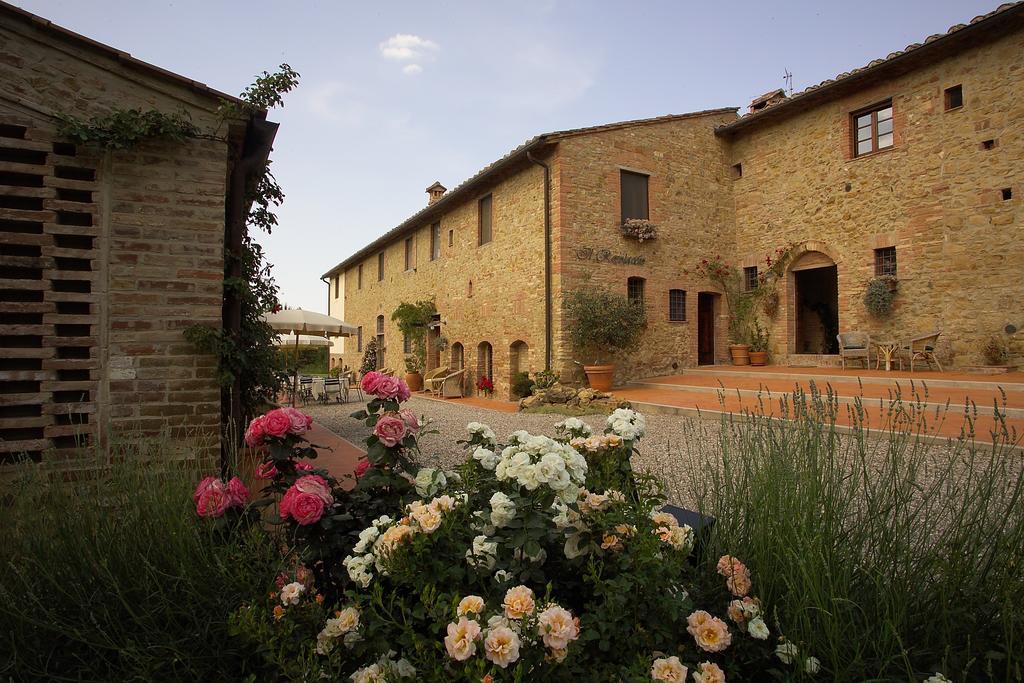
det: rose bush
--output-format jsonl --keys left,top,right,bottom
{"left": 227, "top": 387, "right": 811, "bottom": 680}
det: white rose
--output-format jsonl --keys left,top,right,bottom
{"left": 516, "top": 464, "right": 542, "bottom": 491}
{"left": 748, "top": 617, "right": 769, "bottom": 640}
{"left": 473, "top": 447, "right": 498, "bottom": 470}
{"left": 489, "top": 492, "right": 517, "bottom": 528}
{"left": 391, "top": 658, "right": 415, "bottom": 678}
{"left": 280, "top": 581, "right": 305, "bottom": 605}
{"left": 414, "top": 467, "right": 446, "bottom": 497}
{"left": 804, "top": 656, "right": 821, "bottom": 674}
{"left": 563, "top": 532, "right": 591, "bottom": 559}
{"left": 493, "top": 569, "right": 513, "bottom": 583}
{"left": 776, "top": 641, "right": 799, "bottom": 665}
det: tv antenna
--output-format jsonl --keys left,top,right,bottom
{"left": 782, "top": 68, "right": 793, "bottom": 95}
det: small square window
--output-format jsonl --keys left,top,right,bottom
{"left": 743, "top": 266, "right": 759, "bottom": 292}
{"left": 1002, "top": 188, "right": 1013, "bottom": 201}
{"left": 944, "top": 84, "right": 963, "bottom": 111}
{"left": 730, "top": 163, "right": 743, "bottom": 179}
{"left": 668, "top": 289, "right": 687, "bottom": 321}
{"left": 874, "top": 246, "right": 897, "bottom": 277}
{"left": 448, "top": 229, "right": 454, "bottom": 247}
{"left": 981, "top": 139, "right": 997, "bottom": 150}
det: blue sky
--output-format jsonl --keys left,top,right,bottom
{"left": 15, "top": 0, "right": 996, "bottom": 312}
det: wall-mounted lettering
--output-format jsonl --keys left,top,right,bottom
{"left": 574, "top": 247, "right": 646, "bottom": 266}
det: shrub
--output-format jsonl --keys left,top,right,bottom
{"left": 564, "top": 288, "right": 646, "bottom": 364}
{"left": 511, "top": 371, "right": 534, "bottom": 398}
{"left": 0, "top": 442, "right": 279, "bottom": 681}
{"left": 231, "top": 395, "right": 793, "bottom": 680}
{"left": 863, "top": 276, "right": 897, "bottom": 317}
{"left": 360, "top": 338, "right": 378, "bottom": 375}
{"left": 533, "top": 369, "right": 560, "bottom": 390}
{"left": 981, "top": 333, "right": 1010, "bottom": 365}
{"left": 681, "top": 385, "right": 1024, "bottom": 681}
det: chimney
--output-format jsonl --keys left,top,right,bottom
{"left": 425, "top": 181, "right": 446, "bottom": 205}
{"left": 748, "top": 89, "right": 787, "bottom": 113}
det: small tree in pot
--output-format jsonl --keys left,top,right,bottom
{"left": 565, "top": 288, "right": 646, "bottom": 391}
{"left": 391, "top": 299, "right": 436, "bottom": 391}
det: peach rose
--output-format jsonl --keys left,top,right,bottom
{"left": 502, "top": 585, "right": 536, "bottom": 619}
{"left": 457, "top": 595, "right": 485, "bottom": 617}
{"left": 651, "top": 655, "right": 687, "bottom": 683}
{"left": 537, "top": 605, "right": 579, "bottom": 650}
{"left": 686, "top": 610, "right": 732, "bottom": 653}
{"left": 444, "top": 616, "right": 481, "bottom": 661}
{"left": 263, "top": 408, "right": 292, "bottom": 439}
{"left": 373, "top": 413, "right": 408, "bottom": 447}
{"left": 411, "top": 504, "right": 442, "bottom": 533}
{"left": 726, "top": 567, "right": 752, "bottom": 597}
{"left": 483, "top": 625, "right": 521, "bottom": 668}
{"left": 693, "top": 661, "right": 726, "bottom": 683}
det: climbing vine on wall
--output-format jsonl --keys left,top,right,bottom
{"left": 57, "top": 65, "right": 300, "bottom": 425}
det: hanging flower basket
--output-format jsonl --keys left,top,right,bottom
{"left": 620, "top": 219, "right": 658, "bottom": 242}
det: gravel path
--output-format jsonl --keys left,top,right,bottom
{"left": 304, "top": 397, "right": 720, "bottom": 508}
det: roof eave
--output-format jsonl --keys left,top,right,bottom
{"left": 716, "top": 3, "right": 1024, "bottom": 136}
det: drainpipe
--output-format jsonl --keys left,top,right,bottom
{"left": 526, "top": 150, "right": 552, "bottom": 371}
{"left": 320, "top": 275, "right": 330, "bottom": 316}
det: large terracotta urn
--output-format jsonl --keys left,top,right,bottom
{"left": 584, "top": 364, "right": 615, "bottom": 392}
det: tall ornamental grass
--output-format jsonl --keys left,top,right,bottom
{"left": 0, "top": 439, "right": 279, "bottom": 681}
{"left": 682, "top": 383, "right": 1023, "bottom": 682}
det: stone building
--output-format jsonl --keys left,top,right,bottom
{"left": 0, "top": 3, "right": 277, "bottom": 468}
{"left": 323, "top": 3, "right": 1023, "bottom": 398}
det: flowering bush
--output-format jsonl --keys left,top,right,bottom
{"left": 476, "top": 375, "right": 494, "bottom": 396}
{"left": 228, "top": 390, "right": 803, "bottom": 680}
{"left": 621, "top": 218, "right": 658, "bottom": 242}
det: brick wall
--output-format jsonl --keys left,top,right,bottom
{"left": 726, "top": 27, "right": 1024, "bottom": 366}
{"left": 336, "top": 158, "right": 548, "bottom": 400}
{"left": 0, "top": 16, "right": 231, "bottom": 469}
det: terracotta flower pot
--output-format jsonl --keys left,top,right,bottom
{"left": 584, "top": 364, "right": 615, "bottom": 392}
{"left": 405, "top": 372, "right": 423, "bottom": 392}
{"left": 749, "top": 350, "right": 768, "bottom": 366}
{"left": 729, "top": 344, "right": 751, "bottom": 366}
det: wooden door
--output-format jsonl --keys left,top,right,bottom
{"left": 697, "top": 293, "right": 715, "bottom": 365}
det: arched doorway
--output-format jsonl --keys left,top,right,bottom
{"left": 476, "top": 341, "right": 493, "bottom": 394}
{"left": 789, "top": 250, "right": 839, "bottom": 355}
{"left": 451, "top": 342, "right": 464, "bottom": 371}
{"left": 509, "top": 340, "right": 529, "bottom": 396}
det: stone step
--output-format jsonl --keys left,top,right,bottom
{"left": 678, "top": 366, "right": 1024, "bottom": 392}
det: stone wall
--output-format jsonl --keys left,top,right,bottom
{"left": 725, "top": 28, "right": 1024, "bottom": 367}
{"left": 0, "top": 15, "right": 231, "bottom": 469}
{"left": 553, "top": 112, "right": 737, "bottom": 384}
{"left": 335, "top": 157, "right": 549, "bottom": 400}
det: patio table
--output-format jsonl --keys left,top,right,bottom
{"left": 873, "top": 339, "right": 900, "bottom": 371}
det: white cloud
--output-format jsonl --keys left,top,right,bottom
{"left": 402, "top": 64, "right": 423, "bottom": 76}
{"left": 379, "top": 34, "right": 439, "bottom": 62}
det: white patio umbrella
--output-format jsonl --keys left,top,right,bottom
{"left": 263, "top": 309, "right": 356, "bottom": 405}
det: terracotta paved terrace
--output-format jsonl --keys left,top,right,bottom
{"left": 614, "top": 366, "right": 1024, "bottom": 445}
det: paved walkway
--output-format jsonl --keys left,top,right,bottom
{"left": 615, "top": 367, "right": 1024, "bottom": 445}
{"left": 301, "top": 421, "right": 366, "bottom": 487}
{"left": 417, "top": 393, "right": 520, "bottom": 413}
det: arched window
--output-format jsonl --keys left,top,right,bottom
{"left": 627, "top": 277, "right": 645, "bottom": 307}
{"left": 509, "top": 340, "right": 529, "bottom": 378}
{"left": 451, "top": 342, "right": 465, "bottom": 371}
{"left": 476, "top": 341, "right": 493, "bottom": 386}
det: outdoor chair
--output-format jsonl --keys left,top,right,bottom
{"left": 900, "top": 331, "right": 943, "bottom": 372}
{"left": 344, "top": 371, "right": 363, "bottom": 403}
{"left": 299, "top": 376, "right": 314, "bottom": 405}
{"left": 837, "top": 331, "right": 871, "bottom": 369}
{"left": 323, "top": 377, "right": 343, "bottom": 404}
{"left": 440, "top": 369, "right": 466, "bottom": 398}
{"left": 423, "top": 366, "right": 449, "bottom": 395}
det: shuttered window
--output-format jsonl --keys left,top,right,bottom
{"left": 620, "top": 170, "right": 649, "bottom": 223}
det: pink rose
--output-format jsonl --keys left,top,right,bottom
{"left": 293, "top": 474, "right": 333, "bottom": 504}
{"left": 255, "top": 461, "right": 279, "bottom": 479}
{"left": 354, "top": 458, "right": 371, "bottom": 478}
{"left": 283, "top": 407, "right": 313, "bottom": 435}
{"left": 361, "top": 371, "right": 384, "bottom": 395}
{"left": 193, "top": 476, "right": 219, "bottom": 504}
{"left": 371, "top": 375, "right": 412, "bottom": 402}
{"left": 374, "top": 413, "right": 408, "bottom": 447}
{"left": 227, "top": 476, "right": 249, "bottom": 506}
{"left": 263, "top": 409, "right": 292, "bottom": 439}
{"left": 399, "top": 408, "right": 420, "bottom": 434}
{"left": 284, "top": 491, "right": 326, "bottom": 525}
{"left": 244, "top": 416, "right": 266, "bottom": 447}
{"left": 295, "top": 461, "right": 314, "bottom": 472}
{"left": 196, "top": 480, "right": 231, "bottom": 518}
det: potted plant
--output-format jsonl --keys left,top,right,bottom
{"left": 476, "top": 375, "right": 494, "bottom": 397}
{"left": 864, "top": 276, "right": 898, "bottom": 317}
{"left": 749, "top": 321, "right": 770, "bottom": 366}
{"left": 359, "top": 338, "right": 377, "bottom": 377}
{"left": 620, "top": 218, "right": 658, "bottom": 242}
{"left": 391, "top": 299, "right": 436, "bottom": 392}
{"left": 565, "top": 288, "right": 647, "bottom": 391}
{"left": 981, "top": 334, "right": 1010, "bottom": 366}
